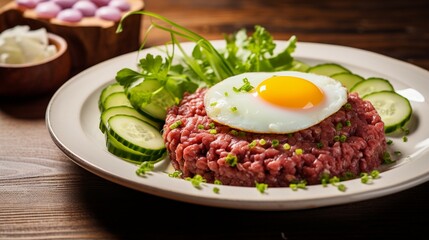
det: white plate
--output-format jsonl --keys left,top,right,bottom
{"left": 46, "top": 40, "right": 429, "bottom": 210}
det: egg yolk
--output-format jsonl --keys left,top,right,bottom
{"left": 255, "top": 76, "right": 324, "bottom": 109}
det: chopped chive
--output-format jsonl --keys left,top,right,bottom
{"left": 224, "top": 91, "right": 229, "bottom": 97}
{"left": 382, "top": 152, "right": 394, "bottom": 164}
{"left": 271, "top": 139, "right": 279, "bottom": 147}
{"left": 386, "top": 139, "right": 393, "bottom": 145}
{"left": 337, "top": 184, "right": 347, "bottom": 192}
{"left": 402, "top": 136, "right": 408, "bottom": 142}
{"left": 255, "top": 182, "right": 268, "bottom": 193}
{"left": 259, "top": 139, "right": 266, "bottom": 145}
{"left": 214, "top": 179, "right": 223, "bottom": 185}
{"left": 136, "top": 161, "right": 154, "bottom": 176}
{"left": 295, "top": 148, "right": 303, "bottom": 155}
{"left": 360, "top": 173, "right": 370, "bottom": 184}
{"left": 209, "top": 122, "right": 215, "bottom": 129}
{"left": 336, "top": 122, "right": 343, "bottom": 131}
{"left": 248, "top": 140, "right": 257, "bottom": 148}
{"left": 169, "top": 120, "right": 182, "bottom": 129}
{"left": 370, "top": 170, "right": 380, "bottom": 179}
{"left": 209, "top": 129, "right": 217, "bottom": 134}
{"left": 289, "top": 180, "right": 307, "bottom": 191}
{"left": 168, "top": 170, "right": 182, "bottom": 178}
{"left": 339, "top": 135, "right": 347, "bottom": 142}
{"left": 345, "top": 120, "right": 351, "bottom": 126}
{"left": 230, "top": 106, "right": 238, "bottom": 112}
{"left": 197, "top": 124, "right": 204, "bottom": 129}
{"left": 225, "top": 153, "right": 238, "bottom": 167}
{"left": 230, "top": 129, "right": 238, "bottom": 136}
{"left": 185, "top": 174, "right": 206, "bottom": 189}
{"left": 213, "top": 187, "right": 220, "bottom": 194}
{"left": 344, "top": 102, "right": 352, "bottom": 110}
{"left": 233, "top": 77, "right": 254, "bottom": 93}
{"left": 283, "top": 143, "right": 291, "bottom": 150}
{"left": 316, "top": 142, "right": 323, "bottom": 149}
{"left": 210, "top": 101, "right": 217, "bottom": 107}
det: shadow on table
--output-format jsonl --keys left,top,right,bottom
{"left": 75, "top": 167, "right": 429, "bottom": 240}
{"left": 0, "top": 91, "right": 54, "bottom": 119}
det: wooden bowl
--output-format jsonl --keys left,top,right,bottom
{"left": 0, "top": 0, "right": 144, "bottom": 75}
{"left": 0, "top": 32, "right": 71, "bottom": 97}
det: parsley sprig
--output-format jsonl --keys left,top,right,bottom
{"left": 116, "top": 11, "right": 298, "bottom": 115}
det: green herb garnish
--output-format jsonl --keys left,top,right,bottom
{"left": 255, "top": 182, "right": 268, "bottom": 193}
{"left": 186, "top": 174, "right": 206, "bottom": 189}
{"left": 233, "top": 77, "right": 254, "bottom": 93}
{"left": 225, "top": 153, "right": 238, "bottom": 167}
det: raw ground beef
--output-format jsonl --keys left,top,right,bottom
{"left": 163, "top": 88, "right": 387, "bottom": 187}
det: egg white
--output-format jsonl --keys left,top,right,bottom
{"left": 204, "top": 71, "right": 348, "bottom": 134}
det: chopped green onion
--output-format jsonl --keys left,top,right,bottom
{"left": 271, "top": 139, "right": 279, "bottom": 147}
{"left": 370, "top": 170, "right": 380, "bottom": 179}
{"left": 214, "top": 179, "right": 223, "bottom": 185}
{"left": 209, "top": 129, "right": 217, "bottom": 134}
{"left": 283, "top": 143, "right": 291, "bottom": 150}
{"left": 168, "top": 170, "right": 182, "bottom": 178}
{"left": 344, "top": 102, "right": 352, "bottom": 110}
{"left": 255, "top": 182, "right": 268, "bottom": 193}
{"left": 402, "top": 136, "right": 408, "bottom": 142}
{"left": 185, "top": 174, "right": 206, "bottom": 189}
{"left": 345, "top": 120, "right": 351, "bottom": 126}
{"left": 382, "top": 152, "right": 394, "bottom": 164}
{"left": 233, "top": 77, "right": 254, "bottom": 93}
{"left": 360, "top": 173, "right": 370, "bottom": 184}
{"left": 210, "top": 101, "right": 217, "bottom": 106}
{"left": 316, "top": 142, "right": 323, "bottom": 149}
{"left": 337, "top": 184, "right": 347, "bottom": 192}
{"left": 248, "top": 140, "right": 257, "bottom": 148}
{"left": 339, "top": 135, "right": 347, "bottom": 142}
{"left": 230, "top": 129, "right": 239, "bottom": 136}
{"left": 386, "top": 139, "right": 393, "bottom": 145}
{"left": 336, "top": 122, "right": 343, "bottom": 131}
{"left": 289, "top": 180, "right": 307, "bottom": 191}
{"left": 170, "top": 120, "right": 182, "bottom": 129}
{"left": 225, "top": 153, "right": 238, "bottom": 167}
{"left": 197, "top": 124, "right": 204, "bottom": 129}
{"left": 230, "top": 106, "right": 238, "bottom": 112}
{"left": 213, "top": 187, "right": 220, "bottom": 194}
{"left": 259, "top": 139, "right": 266, "bottom": 145}
{"left": 209, "top": 122, "right": 215, "bottom": 129}
{"left": 136, "top": 161, "right": 154, "bottom": 176}
{"left": 295, "top": 148, "right": 303, "bottom": 155}
{"left": 224, "top": 91, "right": 229, "bottom": 97}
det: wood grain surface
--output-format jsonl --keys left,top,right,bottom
{"left": 1, "top": 0, "right": 429, "bottom": 239}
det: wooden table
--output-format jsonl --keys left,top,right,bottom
{"left": 1, "top": 0, "right": 429, "bottom": 239}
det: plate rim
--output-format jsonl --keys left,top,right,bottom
{"left": 46, "top": 40, "right": 429, "bottom": 210}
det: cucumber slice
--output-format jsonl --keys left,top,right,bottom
{"left": 363, "top": 91, "right": 412, "bottom": 134}
{"left": 105, "top": 132, "right": 165, "bottom": 163}
{"left": 290, "top": 60, "right": 311, "bottom": 72}
{"left": 98, "top": 83, "right": 124, "bottom": 112}
{"left": 99, "top": 106, "right": 163, "bottom": 133}
{"left": 307, "top": 63, "right": 351, "bottom": 76}
{"left": 330, "top": 72, "right": 364, "bottom": 91}
{"left": 107, "top": 115, "right": 166, "bottom": 155}
{"left": 126, "top": 79, "right": 176, "bottom": 120}
{"left": 350, "top": 77, "right": 394, "bottom": 98}
{"left": 103, "top": 92, "right": 133, "bottom": 110}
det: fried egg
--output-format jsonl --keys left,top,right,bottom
{"left": 204, "top": 71, "right": 348, "bottom": 133}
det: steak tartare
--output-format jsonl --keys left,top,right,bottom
{"left": 163, "top": 88, "right": 387, "bottom": 187}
